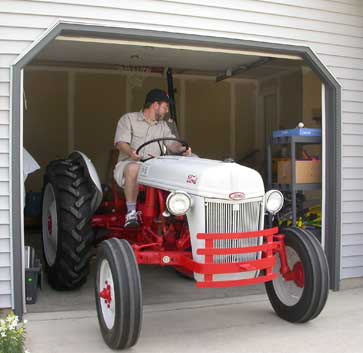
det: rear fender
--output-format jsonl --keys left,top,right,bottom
{"left": 69, "top": 151, "right": 103, "bottom": 211}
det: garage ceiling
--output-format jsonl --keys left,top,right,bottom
{"left": 30, "top": 36, "right": 305, "bottom": 80}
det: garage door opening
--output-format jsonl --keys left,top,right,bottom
{"left": 11, "top": 23, "right": 341, "bottom": 317}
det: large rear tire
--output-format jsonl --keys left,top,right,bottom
{"left": 95, "top": 239, "right": 143, "bottom": 350}
{"left": 265, "top": 227, "right": 329, "bottom": 323}
{"left": 42, "top": 158, "right": 95, "bottom": 290}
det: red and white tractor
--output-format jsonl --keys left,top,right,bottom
{"left": 42, "top": 137, "right": 329, "bottom": 350}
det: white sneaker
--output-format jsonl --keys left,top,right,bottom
{"left": 124, "top": 210, "right": 140, "bottom": 228}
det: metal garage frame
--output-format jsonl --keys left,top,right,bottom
{"left": 11, "top": 21, "right": 341, "bottom": 316}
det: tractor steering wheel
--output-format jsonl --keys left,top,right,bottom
{"left": 136, "top": 137, "right": 189, "bottom": 162}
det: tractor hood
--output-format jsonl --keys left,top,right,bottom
{"left": 137, "top": 156, "right": 265, "bottom": 200}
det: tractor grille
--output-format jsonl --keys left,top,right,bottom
{"left": 205, "top": 198, "right": 262, "bottom": 264}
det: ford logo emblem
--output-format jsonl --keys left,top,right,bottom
{"left": 229, "top": 192, "right": 245, "bottom": 200}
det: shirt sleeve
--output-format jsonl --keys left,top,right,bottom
{"left": 114, "top": 114, "right": 132, "bottom": 145}
{"left": 163, "top": 121, "right": 176, "bottom": 139}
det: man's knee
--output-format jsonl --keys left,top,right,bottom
{"left": 124, "top": 163, "right": 140, "bottom": 180}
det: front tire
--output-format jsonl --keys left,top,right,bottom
{"left": 265, "top": 227, "right": 329, "bottom": 323}
{"left": 95, "top": 239, "right": 143, "bottom": 350}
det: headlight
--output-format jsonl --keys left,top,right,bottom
{"left": 265, "top": 190, "right": 284, "bottom": 214}
{"left": 166, "top": 191, "right": 192, "bottom": 216}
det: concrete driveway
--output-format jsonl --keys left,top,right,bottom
{"left": 25, "top": 287, "right": 363, "bottom": 353}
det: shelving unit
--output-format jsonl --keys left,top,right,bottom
{"left": 267, "top": 135, "right": 322, "bottom": 225}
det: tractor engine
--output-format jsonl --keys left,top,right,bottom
{"left": 137, "top": 156, "right": 283, "bottom": 282}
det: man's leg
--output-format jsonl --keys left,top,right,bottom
{"left": 124, "top": 162, "right": 140, "bottom": 202}
{"left": 123, "top": 162, "right": 141, "bottom": 228}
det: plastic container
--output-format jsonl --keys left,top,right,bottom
{"left": 24, "top": 246, "right": 42, "bottom": 304}
{"left": 25, "top": 267, "right": 41, "bottom": 304}
{"left": 24, "top": 192, "right": 42, "bottom": 218}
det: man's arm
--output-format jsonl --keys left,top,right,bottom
{"left": 114, "top": 115, "right": 140, "bottom": 161}
{"left": 167, "top": 142, "right": 192, "bottom": 156}
{"left": 115, "top": 142, "right": 140, "bottom": 161}
{"left": 163, "top": 122, "right": 192, "bottom": 156}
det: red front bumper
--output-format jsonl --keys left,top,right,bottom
{"left": 134, "top": 227, "right": 282, "bottom": 289}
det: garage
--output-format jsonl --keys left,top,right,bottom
{"left": 9, "top": 23, "right": 339, "bottom": 318}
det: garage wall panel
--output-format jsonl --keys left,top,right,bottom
{"left": 0, "top": 112, "right": 9, "bottom": 125}
{"left": 0, "top": 294, "right": 11, "bottom": 308}
{"left": 0, "top": 40, "right": 33, "bottom": 55}
{"left": 342, "top": 157, "right": 363, "bottom": 169}
{"left": 0, "top": 97, "right": 9, "bottom": 111}
{"left": 339, "top": 80, "right": 363, "bottom": 92}
{"left": 343, "top": 190, "right": 363, "bottom": 202}
{"left": 343, "top": 169, "right": 363, "bottom": 179}
{"left": 0, "top": 281, "right": 11, "bottom": 295}
{"left": 74, "top": 72, "right": 127, "bottom": 185}
{"left": 0, "top": 83, "right": 10, "bottom": 96}
{"left": 343, "top": 113, "right": 363, "bottom": 124}
{"left": 0, "top": 11, "right": 12, "bottom": 308}
{"left": 341, "top": 266, "right": 363, "bottom": 278}
{"left": 0, "top": 182, "right": 9, "bottom": 196}
{"left": 0, "top": 0, "right": 362, "bottom": 308}
{"left": 0, "top": 69, "right": 10, "bottom": 83}
{"left": 319, "top": 55, "right": 363, "bottom": 70}
{"left": 0, "top": 168, "right": 9, "bottom": 182}
{"left": 343, "top": 123, "right": 363, "bottom": 135}
{"left": 342, "top": 134, "right": 363, "bottom": 146}
{"left": 343, "top": 180, "right": 363, "bottom": 191}
{"left": 0, "top": 140, "right": 9, "bottom": 154}
{"left": 342, "top": 90, "right": 363, "bottom": 102}
{"left": 343, "top": 222, "right": 363, "bottom": 235}
{"left": 0, "top": 253, "right": 10, "bottom": 267}
{"left": 342, "top": 256, "right": 363, "bottom": 268}
{"left": 0, "top": 226, "right": 10, "bottom": 243}
{"left": 23, "top": 70, "right": 68, "bottom": 192}
{"left": 185, "top": 79, "right": 230, "bottom": 160}
{"left": 343, "top": 201, "right": 363, "bottom": 213}
{"left": 0, "top": 27, "right": 47, "bottom": 42}
{"left": 235, "top": 81, "right": 257, "bottom": 164}
{"left": 0, "top": 153, "right": 9, "bottom": 168}
{"left": 0, "top": 211, "right": 10, "bottom": 225}
{"left": 0, "top": 267, "right": 11, "bottom": 281}
{"left": 0, "top": 196, "right": 9, "bottom": 210}
{"left": 0, "top": 13, "right": 57, "bottom": 29}
{"left": 0, "top": 239, "right": 10, "bottom": 253}
{"left": 342, "top": 233, "right": 363, "bottom": 246}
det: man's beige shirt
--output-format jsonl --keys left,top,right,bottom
{"left": 114, "top": 111, "right": 175, "bottom": 161}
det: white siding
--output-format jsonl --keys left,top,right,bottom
{"left": 0, "top": 0, "right": 362, "bottom": 307}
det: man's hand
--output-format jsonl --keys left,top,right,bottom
{"left": 115, "top": 142, "right": 140, "bottom": 161}
{"left": 129, "top": 149, "right": 140, "bottom": 161}
{"left": 182, "top": 147, "right": 192, "bottom": 157}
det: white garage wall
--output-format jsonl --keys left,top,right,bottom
{"left": 0, "top": 0, "right": 362, "bottom": 307}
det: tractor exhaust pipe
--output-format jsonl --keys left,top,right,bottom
{"left": 166, "top": 68, "right": 177, "bottom": 126}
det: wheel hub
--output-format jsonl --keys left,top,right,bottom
{"left": 282, "top": 261, "right": 304, "bottom": 288}
{"left": 292, "top": 262, "right": 304, "bottom": 288}
{"left": 100, "top": 281, "right": 112, "bottom": 308}
{"left": 42, "top": 183, "right": 58, "bottom": 267}
{"left": 47, "top": 215, "right": 52, "bottom": 235}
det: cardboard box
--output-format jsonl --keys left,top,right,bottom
{"left": 277, "top": 160, "right": 321, "bottom": 184}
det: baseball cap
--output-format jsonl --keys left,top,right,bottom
{"left": 145, "top": 89, "right": 172, "bottom": 105}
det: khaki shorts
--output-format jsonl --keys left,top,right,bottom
{"left": 113, "top": 160, "right": 141, "bottom": 187}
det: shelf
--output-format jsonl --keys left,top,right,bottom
{"left": 272, "top": 183, "right": 322, "bottom": 192}
{"left": 267, "top": 133, "right": 322, "bottom": 226}
{"left": 271, "top": 136, "right": 322, "bottom": 145}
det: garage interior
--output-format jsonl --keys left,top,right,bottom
{"left": 22, "top": 35, "right": 323, "bottom": 312}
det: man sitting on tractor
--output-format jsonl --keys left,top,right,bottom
{"left": 114, "top": 88, "right": 192, "bottom": 228}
